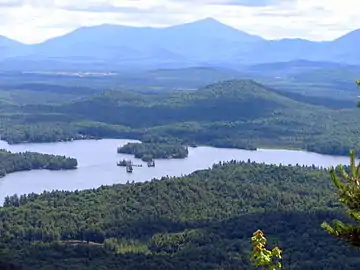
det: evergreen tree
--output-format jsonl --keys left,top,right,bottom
{"left": 251, "top": 230, "right": 282, "bottom": 270}
{"left": 321, "top": 151, "right": 360, "bottom": 246}
{"left": 322, "top": 81, "right": 360, "bottom": 246}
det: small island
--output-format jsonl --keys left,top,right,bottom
{"left": 0, "top": 149, "right": 78, "bottom": 178}
{"left": 117, "top": 142, "right": 189, "bottom": 162}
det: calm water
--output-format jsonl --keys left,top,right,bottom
{"left": 0, "top": 139, "right": 352, "bottom": 203}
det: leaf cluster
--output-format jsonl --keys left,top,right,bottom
{"left": 251, "top": 230, "right": 282, "bottom": 270}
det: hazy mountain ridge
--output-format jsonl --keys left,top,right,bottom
{"left": 1, "top": 18, "right": 360, "bottom": 70}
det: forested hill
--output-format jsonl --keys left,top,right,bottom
{"left": 58, "top": 79, "right": 360, "bottom": 155}
{"left": 2, "top": 79, "right": 360, "bottom": 156}
{"left": 53, "top": 78, "right": 317, "bottom": 131}
{"left": 60, "top": 79, "right": 306, "bottom": 125}
{"left": 0, "top": 161, "right": 358, "bottom": 269}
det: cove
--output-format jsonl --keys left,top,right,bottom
{"left": 0, "top": 139, "right": 351, "bottom": 203}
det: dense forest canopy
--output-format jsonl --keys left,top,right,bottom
{"left": 1, "top": 79, "right": 360, "bottom": 157}
{"left": 0, "top": 161, "right": 359, "bottom": 269}
{"left": 0, "top": 149, "right": 77, "bottom": 177}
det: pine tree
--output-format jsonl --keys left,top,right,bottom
{"left": 322, "top": 80, "right": 360, "bottom": 246}
{"left": 250, "top": 230, "right": 282, "bottom": 270}
{"left": 321, "top": 151, "right": 360, "bottom": 246}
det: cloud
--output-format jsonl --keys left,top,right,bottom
{"left": 0, "top": 0, "right": 292, "bottom": 10}
{"left": 0, "top": 0, "right": 55, "bottom": 7}
{"left": 0, "top": 0, "right": 359, "bottom": 44}
{"left": 0, "top": 0, "right": 21, "bottom": 7}
{"left": 177, "top": 0, "right": 290, "bottom": 7}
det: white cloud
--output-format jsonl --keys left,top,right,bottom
{"left": 0, "top": 0, "right": 359, "bottom": 44}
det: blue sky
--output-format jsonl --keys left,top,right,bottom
{"left": 0, "top": 0, "right": 357, "bottom": 44}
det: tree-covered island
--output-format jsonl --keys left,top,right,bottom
{"left": 0, "top": 149, "right": 78, "bottom": 177}
{"left": 117, "top": 142, "right": 189, "bottom": 161}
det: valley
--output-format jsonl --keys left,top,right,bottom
{"left": 0, "top": 78, "right": 359, "bottom": 157}
{"left": 1, "top": 14, "right": 360, "bottom": 270}
{"left": 0, "top": 69, "right": 359, "bottom": 269}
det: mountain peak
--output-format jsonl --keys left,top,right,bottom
{"left": 174, "top": 17, "right": 235, "bottom": 29}
{"left": 165, "top": 17, "right": 263, "bottom": 42}
{"left": 195, "top": 17, "right": 223, "bottom": 24}
{"left": 335, "top": 29, "right": 360, "bottom": 43}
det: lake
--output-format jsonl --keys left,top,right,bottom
{"left": 0, "top": 139, "right": 351, "bottom": 203}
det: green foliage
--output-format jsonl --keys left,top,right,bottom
{"left": 104, "top": 238, "right": 150, "bottom": 255}
{"left": 0, "top": 121, "right": 89, "bottom": 144}
{"left": 251, "top": 230, "right": 282, "bottom": 270}
{"left": 117, "top": 142, "right": 188, "bottom": 161}
{"left": 0, "top": 149, "right": 77, "bottom": 177}
{"left": 2, "top": 79, "right": 360, "bottom": 157}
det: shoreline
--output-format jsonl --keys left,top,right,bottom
{"left": 0, "top": 137, "right": 352, "bottom": 159}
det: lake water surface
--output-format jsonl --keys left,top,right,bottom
{"left": 0, "top": 139, "right": 352, "bottom": 203}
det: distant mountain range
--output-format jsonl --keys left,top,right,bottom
{"left": 1, "top": 17, "right": 360, "bottom": 71}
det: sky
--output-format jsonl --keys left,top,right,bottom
{"left": 0, "top": 0, "right": 358, "bottom": 44}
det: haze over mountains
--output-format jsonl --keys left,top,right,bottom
{"left": 1, "top": 17, "right": 360, "bottom": 71}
